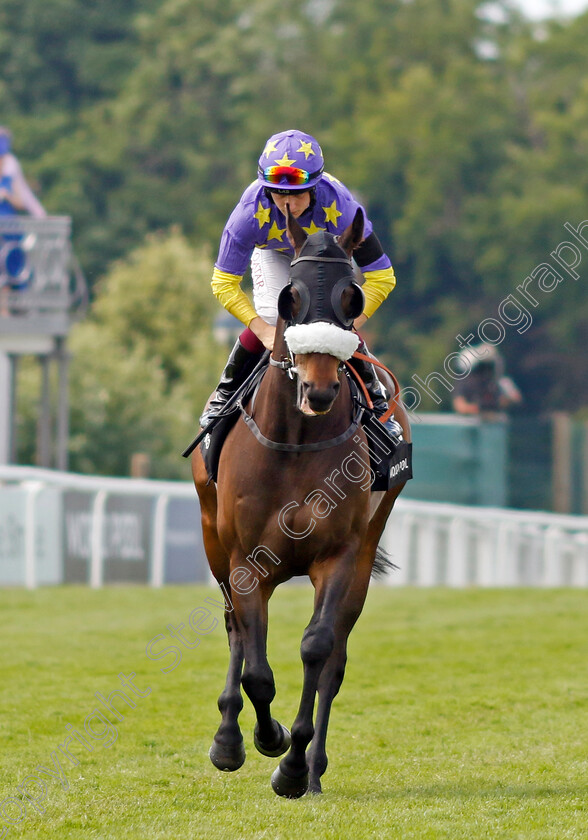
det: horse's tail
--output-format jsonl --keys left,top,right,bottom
{"left": 371, "top": 545, "right": 399, "bottom": 580}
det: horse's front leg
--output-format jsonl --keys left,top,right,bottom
{"left": 233, "top": 582, "right": 291, "bottom": 760}
{"left": 306, "top": 567, "right": 372, "bottom": 793}
{"left": 209, "top": 606, "right": 246, "bottom": 771}
{"left": 271, "top": 553, "right": 356, "bottom": 798}
{"left": 305, "top": 640, "right": 347, "bottom": 794}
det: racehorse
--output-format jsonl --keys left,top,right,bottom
{"left": 192, "top": 207, "right": 411, "bottom": 797}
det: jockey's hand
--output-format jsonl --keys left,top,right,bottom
{"left": 353, "top": 313, "right": 368, "bottom": 330}
{"left": 249, "top": 316, "right": 276, "bottom": 351}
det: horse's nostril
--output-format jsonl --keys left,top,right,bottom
{"left": 306, "top": 383, "right": 340, "bottom": 412}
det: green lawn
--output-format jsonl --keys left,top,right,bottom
{"left": 1, "top": 586, "right": 587, "bottom": 839}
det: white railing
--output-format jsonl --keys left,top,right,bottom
{"left": 0, "top": 466, "right": 206, "bottom": 588}
{"left": 382, "top": 499, "right": 588, "bottom": 587}
{"left": 1, "top": 466, "right": 588, "bottom": 588}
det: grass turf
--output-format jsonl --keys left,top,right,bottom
{"left": 0, "top": 585, "right": 587, "bottom": 839}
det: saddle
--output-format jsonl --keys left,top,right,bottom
{"left": 198, "top": 360, "right": 412, "bottom": 491}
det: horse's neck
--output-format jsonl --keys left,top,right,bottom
{"left": 253, "top": 334, "right": 352, "bottom": 446}
{"left": 253, "top": 334, "right": 299, "bottom": 440}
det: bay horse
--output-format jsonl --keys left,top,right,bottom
{"left": 192, "top": 207, "right": 411, "bottom": 797}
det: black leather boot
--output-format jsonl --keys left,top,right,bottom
{"left": 349, "top": 353, "right": 403, "bottom": 441}
{"left": 199, "top": 339, "right": 263, "bottom": 427}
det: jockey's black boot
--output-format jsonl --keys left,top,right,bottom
{"left": 199, "top": 339, "right": 262, "bottom": 427}
{"left": 350, "top": 353, "right": 403, "bottom": 442}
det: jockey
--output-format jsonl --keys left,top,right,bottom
{"left": 202, "top": 128, "right": 402, "bottom": 439}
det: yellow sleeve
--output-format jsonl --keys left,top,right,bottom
{"left": 211, "top": 267, "right": 258, "bottom": 326}
{"left": 361, "top": 267, "right": 397, "bottom": 318}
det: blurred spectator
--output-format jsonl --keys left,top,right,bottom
{"left": 0, "top": 126, "right": 46, "bottom": 218}
{"left": 452, "top": 343, "right": 523, "bottom": 416}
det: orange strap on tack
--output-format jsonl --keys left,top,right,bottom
{"left": 346, "top": 351, "right": 402, "bottom": 424}
{"left": 345, "top": 360, "right": 373, "bottom": 409}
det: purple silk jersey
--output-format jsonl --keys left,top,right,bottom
{"left": 215, "top": 174, "right": 391, "bottom": 276}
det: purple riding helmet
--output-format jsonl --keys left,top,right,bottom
{"left": 257, "top": 129, "right": 325, "bottom": 193}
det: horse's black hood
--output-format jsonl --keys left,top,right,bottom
{"left": 279, "top": 232, "right": 365, "bottom": 329}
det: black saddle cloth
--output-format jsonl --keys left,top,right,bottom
{"left": 361, "top": 411, "right": 413, "bottom": 491}
{"left": 199, "top": 367, "right": 262, "bottom": 482}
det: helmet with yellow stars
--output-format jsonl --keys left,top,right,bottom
{"left": 257, "top": 129, "right": 325, "bottom": 192}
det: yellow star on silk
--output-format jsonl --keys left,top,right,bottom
{"left": 303, "top": 220, "right": 326, "bottom": 235}
{"left": 263, "top": 139, "right": 279, "bottom": 158}
{"left": 253, "top": 201, "right": 271, "bottom": 228}
{"left": 274, "top": 153, "right": 296, "bottom": 167}
{"left": 297, "top": 140, "right": 315, "bottom": 160}
{"left": 323, "top": 200, "right": 343, "bottom": 226}
{"left": 323, "top": 172, "right": 342, "bottom": 186}
{"left": 267, "top": 221, "right": 286, "bottom": 242}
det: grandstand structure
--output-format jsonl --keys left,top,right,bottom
{"left": 0, "top": 216, "right": 87, "bottom": 469}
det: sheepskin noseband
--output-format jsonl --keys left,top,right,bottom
{"left": 284, "top": 322, "right": 360, "bottom": 362}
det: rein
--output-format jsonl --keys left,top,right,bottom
{"left": 242, "top": 347, "right": 402, "bottom": 453}
{"left": 346, "top": 351, "right": 402, "bottom": 424}
{"left": 239, "top": 396, "right": 363, "bottom": 453}
{"left": 238, "top": 346, "right": 400, "bottom": 452}
{"left": 240, "top": 352, "right": 362, "bottom": 453}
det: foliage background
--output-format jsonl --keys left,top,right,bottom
{"left": 2, "top": 0, "right": 587, "bottom": 475}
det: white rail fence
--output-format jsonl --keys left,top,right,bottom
{"left": 381, "top": 500, "right": 588, "bottom": 587}
{"left": 1, "top": 466, "right": 588, "bottom": 588}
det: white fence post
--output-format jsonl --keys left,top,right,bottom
{"left": 24, "top": 481, "right": 43, "bottom": 589}
{"left": 90, "top": 491, "right": 107, "bottom": 588}
{"left": 416, "top": 518, "right": 438, "bottom": 586}
{"left": 543, "top": 527, "right": 564, "bottom": 586}
{"left": 571, "top": 533, "right": 588, "bottom": 587}
{"left": 384, "top": 512, "right": 412, "bottom": 586}
{"left": 151, "top": 494, "right": 169, "bottom": 588}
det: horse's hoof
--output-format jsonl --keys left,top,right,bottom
{"left": 308, "top": 778, "right": 322, "bottom": 795}
{"left": 254, "top": 720, "right": 291, "bottom": 757}
{"left": 271, "top": 765, "right": 309, "bottom": 798}
{"left": 209, "top": 738, "right": 246, "bottom": 771}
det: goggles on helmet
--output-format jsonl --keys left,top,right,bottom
{"left": 260, "top": 164, "right": 323, "bottom": 187}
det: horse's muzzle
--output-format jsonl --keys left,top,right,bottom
{"left": 300, "top": 381, "right": 340, "bottom": 415}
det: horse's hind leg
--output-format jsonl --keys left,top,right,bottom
{"left": 209, "top": 606, "right": 246, "bottom": 771}
{"left": 193, "top": 456, "right": 246, "bottom": 770}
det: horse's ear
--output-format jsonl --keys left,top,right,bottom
{"left": 338, "top": 207, "right": 364, "bottom": 257}
{"left": 286, "top": 204, "right": 308, "bottom": 255}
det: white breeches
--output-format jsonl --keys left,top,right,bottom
{"left": 251, "top": 248, "right": 292, "bottom": 326}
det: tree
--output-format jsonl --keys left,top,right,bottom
{"left": 0, "top": 0, "right": 159, "bottom": 114}
{"left": 5, "top": 0, "right": 588, "bottom": 419}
